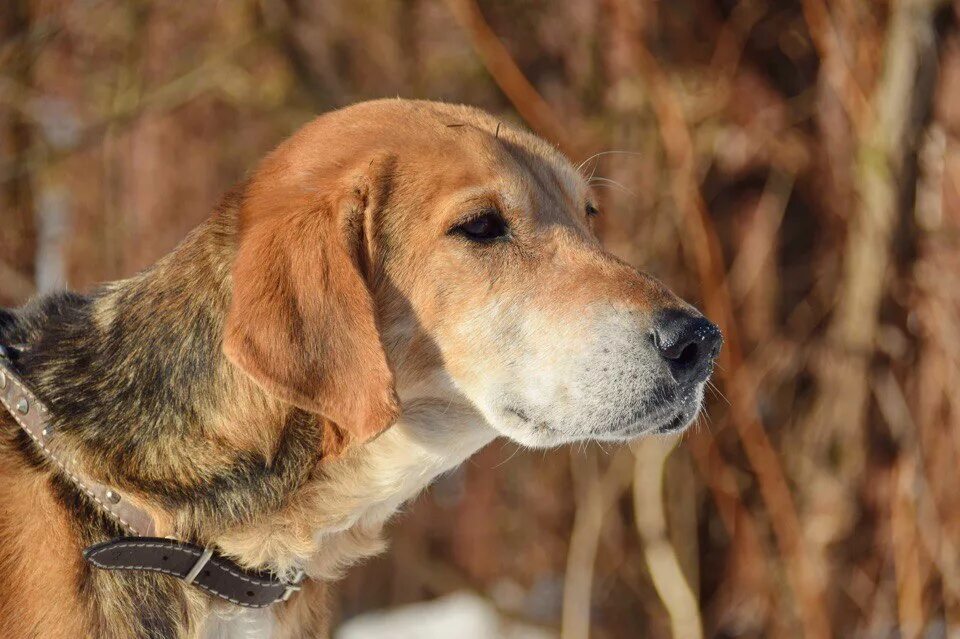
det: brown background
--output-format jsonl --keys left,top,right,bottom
{"left": 2, "top": 1, "right": 960, "bottom": 638}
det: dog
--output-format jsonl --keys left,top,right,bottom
{"left": 0, "top": 99, "right": 721, "bottom": 638}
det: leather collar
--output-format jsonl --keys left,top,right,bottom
{"left": 0, "top": 344, "right": 303, "bottom": 608}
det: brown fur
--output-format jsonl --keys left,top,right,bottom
{"left": 0, "top": 446, "right": 89, "bottom": 638}
{"left": 0, "top": 99, "right": 696, "bottom": 637}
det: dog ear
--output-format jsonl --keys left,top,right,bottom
{"left": 223, "top": 158, "right": 399, "bottom": 447}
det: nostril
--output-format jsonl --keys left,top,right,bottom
{"left": 671, "top": 342, "right": 699, "bottom": 368}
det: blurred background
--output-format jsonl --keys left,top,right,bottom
{"left": 2, "top": 0, "right": 959, "bottom": 637}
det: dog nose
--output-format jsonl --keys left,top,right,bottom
{"left": 653, "top": 311, "right": 723, "bottom": 385}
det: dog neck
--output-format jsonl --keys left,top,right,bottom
{"left": 217, "top": 392, "right": 495, "bottom": 579}
{"left": 4, "top": 204, "right": 496, "bottom": 579}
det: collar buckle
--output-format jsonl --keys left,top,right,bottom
{"left": 281, "top": 570, "right": 305, "bottom": 601}
{"left": 183, "top": 547, "right": 214, "bottom": 585}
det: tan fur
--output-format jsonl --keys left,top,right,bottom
{"left": 273, "top": 580, "right": 331, "bottom": 638}
{"left": 0, "top": 418, "right": 89, "bottom": 638}
{"left": 0, "top": 99, "right": 698, "bottom": 638}
{"left": 223, "top": 154, "right": 400, "bottom": 447}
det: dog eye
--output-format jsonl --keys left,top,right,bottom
{"left": 585, "top": 203, "right": 600, "bottom": 218}
{"left": 452, "top": 211, "right": 509, "bottom": 243}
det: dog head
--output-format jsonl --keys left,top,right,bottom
{"left": 224, "top": 100, "right": 721, "bottom": 449}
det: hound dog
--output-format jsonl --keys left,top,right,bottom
{"left": 0, "top": 99, "right": 721, "bottom": 638}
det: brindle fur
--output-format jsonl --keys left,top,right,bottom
{"left": 0, "top": 195, "right": 328, "bottom": 638}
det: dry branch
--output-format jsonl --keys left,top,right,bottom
{"left": 624, "top": 27, "right": 833, "bottom": 639}
{"left": 810, "top": 0, "right": 944, "bottom": 475}
{"left": 891, "top": 456, "right": 925, "bottom": 639}
{"left": 561, "top": 449, "right": 634, "bottom": 639}
{"left": 632, "top": 438, "right": 704, "bottom": 639}
{"left": 442, "top": 0, "right": 580, "bottom": 157}
{"left": 801, "top": 0, "right": 871, "bottom": 127}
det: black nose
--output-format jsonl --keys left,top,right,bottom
{"left": 653, "top": 311, "right": 723, "bottom": 385}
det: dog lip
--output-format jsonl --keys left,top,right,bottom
{"left": 504, "top": 405, "right": 531, "bottom": 423}
{"left": 609, "top": 387, "right": 689, "bottom": 434}
{"left": 503, "top": 405, "right": 564, "bottom": 439}
{"left": 502, "top": 380, "right": 701, "bottom": 440}
{"left": 622, "top": 391, "right": 701, "bottom": 436}
{"left": 651, "top": 410, "right": 692, "bottom": 435}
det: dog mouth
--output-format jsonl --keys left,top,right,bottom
{"left": 499, "top": 382, "right": 704, "bottom": 444}
{"left": 600, "top": 388, "right": 703, "bottom": 440}
{"left": 643, "top": 390, "right": 704, "bottom": 436}
{"left": 650, "top": 409, "right": 695, "bottom": 435}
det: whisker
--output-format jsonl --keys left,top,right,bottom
{"left": 587, "top": 176, "right": 638, "bottom": 197}
{"left": 706, "top": 380, "right": 731, "bottom": 407}
{"left": 440, "top": 397, "right": 456, "bottom": 415}
{"left": 693, "top": 411, "right": 710, "bottom": 436}
{"left": 576, "top": 150, "right": 645, "bottom": 175}
{"left": 588, "top": 175, "right": 629, "bottom": 188}
{"left": 493, "top": 442, "right": 523, "bottom": 468}
{"left": 704, "top": 382, "right": 718, "bottom": 401}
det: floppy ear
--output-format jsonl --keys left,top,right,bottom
{"left": 223, "top": 160, "right": 399, "bottom": 446}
